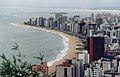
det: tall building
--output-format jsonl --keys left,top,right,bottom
{"left": 116, "top": 28, "right": 120, "bottom": 39}
{"left": 62, "top": 16, "right": 68, "bottom": 23}
{"left": 91, "top": 13, "right": 95, "bottom": 23}
{"left": 56, "top": 62, "right": 73, "bottom": 77}
{"left": 73, "top": 22, "right": 79, "bottom": 34}
{"left": 118, "top": 61, "right": 120, "bottom": 73}
{"left": 87, "top": 23, "right": 97, "bottom": 37}
{"left": 87, "top": 37, "right": 105, "bottom": 63}
{"left": 78, "top": 21, "right": 86, "bottom": 34}
{"left": 73, "top": 15, "right": 81, "bottom": 22}
{"left": 54, "top": 21, "right": 58, "bottom": 28}
{"left": 43, "top": 18, "right": 48, "bottom": 27}
{"left": 33, "top": 18, "right": 37, "bottom": 26}
{"left": 102, "top": 60, "right": 111, "bottom": 72}
{"left": 76, "top": 50, "right": 89, "bottom": 64}
{"left": 48, "top": 17, "right": 54, "bottom": 27}
{"left": 38, "top": 17, "right": 44, "bottom": 27}
{"left": 96, "top": 17, "right": 103, "bottom": 28}
{"left": 29, "top": 18, "right": 32, "bottom": 25}
{"left": 102, "top": 57, "right": 119, "bottom": 77}
{"left": 102, "top": 57, "right": 118, "bottom": 73}
{"left": 88, "top": 23, "right": 97, "bottom": 30}
{"left": 65, "top": 59, "right": 85, "bottom": 77}
{"left": 54, "top": 12, "right": 67, "bottom": 21}
{"left": 91, "top": 62, "right": 102, "bottom": 77}
{"left": 50, "top": 12, "right": 67, "bottom": 29}
{"left": 104, "top": 36, "right": 111, "bottom": 50}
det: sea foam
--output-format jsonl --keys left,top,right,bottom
{"left": 47, "top": 34, "right": 69, "bottom": 66}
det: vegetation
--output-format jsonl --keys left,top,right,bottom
{"left": 0, "top": 50, "right": 45, "bottom": 77}
{"left": 0, "top": 52, "right": 32, "bottom": 77}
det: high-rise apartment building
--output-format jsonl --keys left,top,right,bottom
{"left": 87, "top": 37, "right": 105, "bottom": 63}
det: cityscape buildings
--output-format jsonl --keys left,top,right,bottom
{"left": 24, "top": 12, "right": 120, "bottom": 77}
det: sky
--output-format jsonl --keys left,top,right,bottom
{"left": 0, "top": 0, "right": 120, "bottom": 8}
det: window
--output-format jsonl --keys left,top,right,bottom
{"left": 112, "top": 39, "right": 117, "bottom": 43}
{"left": 113, "top": 32, "right": 116, "bottom": 36}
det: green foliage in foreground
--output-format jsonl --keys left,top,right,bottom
{"left": 0, "top": 52, "right": 32, "bottom": 77}
{"left": 0, "top": 51, "right": 45, "bottom": 77}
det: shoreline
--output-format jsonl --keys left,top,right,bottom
{"left": 47, "top": 33, "right": 69, "bottom": 67}
{"left": 48, "top": 30, "right": 83, "bottom": 75}
{"left": 11, "top": 23, "right": 83, "bottom": 75}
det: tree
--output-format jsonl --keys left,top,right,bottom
{"left": 0, "top": 52, "right": 32, "bottom": 77}
{"left": 0, "top": 43, "right": 46, "bottom": 77}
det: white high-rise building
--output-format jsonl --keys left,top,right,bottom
{"left": 102, "top": 59, "right": 118, "bottom": 73}
{"left": 44, "top": 19, "right": 48, "bottom": 27}
{"left": 71, "top": 59, "right": 84, "bottom": 77}
{"left": 76, "top": 50, "right": 89, "bottom": 64}
{"left": 116, "top": 28, "right": 120, "bottom": 38}
{"left": 118, "top": 61, "right": 120, "bottom": 73}
{"left": 102, "top": 61, "right": 111, "bottom": 72}
{"left": 92, "top": 67, "right": 102, "bottom": 77}
{"left": 91, "top": 62, "right": 102, "bottom": 77}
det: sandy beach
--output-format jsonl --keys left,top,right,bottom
{"left": 47, "top": 31, "right": 83, "bottom": 75}
{"left": 11, "top": 23, "right": 84, "bottom": 75}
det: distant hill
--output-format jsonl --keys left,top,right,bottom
{"left": 90, "top": 7, "right": 120, "bottom": 10}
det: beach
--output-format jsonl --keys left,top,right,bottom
{"left": 11, "top": 23, "right": 83, "bottom": 75}
{"left": 48, "top": 32, "right": 83, "bottom": 75}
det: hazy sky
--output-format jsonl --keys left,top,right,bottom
{"left": 0, "top": 0, "right": 120, "bottom": 8}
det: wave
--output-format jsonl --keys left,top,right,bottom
{"left": 11, "top": 23, "right": 70, "bottom": 66}
{"left": 47, "top": 34, "right": 69, "bottom": 66}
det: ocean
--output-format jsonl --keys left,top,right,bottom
{"left": 0, "top": 7, "right": 120, "bottom": 66}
